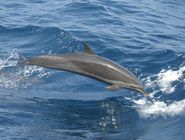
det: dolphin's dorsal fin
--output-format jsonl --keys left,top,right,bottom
{"left": 82, "top": 42, "right": 96, "bottom": 55}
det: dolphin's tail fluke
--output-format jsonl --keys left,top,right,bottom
{"left": 16, "top": 52, "right": 28, "bottom": 67}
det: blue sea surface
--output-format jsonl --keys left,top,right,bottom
{"left": 0, "top": 0, "right": 185, "bottom": 139}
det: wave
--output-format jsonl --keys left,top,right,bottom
{"left": 0, "top": 25, "right": 80, "bottom": 88}
{"left": 1, "top": 25, "right": 185, "bottom": 119}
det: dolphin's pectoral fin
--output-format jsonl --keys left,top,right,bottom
{"left": 82, "top": 42, "right": 96, "bottom": 55}
{"left": 105, "top": 85, "right": 120, "bottom": 91}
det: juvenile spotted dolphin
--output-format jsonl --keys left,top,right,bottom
{"left": 17, "top": 42, "right": 149, "bottom": 96}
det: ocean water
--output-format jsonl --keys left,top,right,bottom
{"left": 0, "top": 0, "right": 185, "bottom": 139}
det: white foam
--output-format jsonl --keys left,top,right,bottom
{"left": 133, "top": 98, "right": 185, "bottom": 118}
{"left": 131, "top": 66, "right": 185, "bottom": 118}
{"left": 145, "top": 66, "right": 185, "bottom": 94}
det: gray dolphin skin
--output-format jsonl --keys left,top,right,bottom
{"left": 17, "top": 42, "right": 149, "bottom": 96}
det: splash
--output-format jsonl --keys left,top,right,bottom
{"left": 0, "top": 70, "right": 44, "bottom": 88}
{"left": 145, "top": 66, "right": 185, "bottom": 94}
{"left": 0, "top": 51, "right": 52, "bottom": 88}
{"left": 131, "top": 65, "right": 185, "bottom": 118}
{"left": 133, "top": 98, "right": 185, "bottom": 118}
{"left": 0, "top": 49, "right": 18, "bottom": 69}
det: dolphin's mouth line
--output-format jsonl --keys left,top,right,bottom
{"left": 136, "top": 89, "right": 149, "bottom": 96}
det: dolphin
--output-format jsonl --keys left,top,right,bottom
{"left": 16, "top": 42, "right": 149, "bottom": 96}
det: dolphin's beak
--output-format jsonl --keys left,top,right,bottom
{"left": 136, "top": 89, "right": 149, "bottom": 96}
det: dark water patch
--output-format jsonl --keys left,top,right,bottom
{"left": 0, "top": 25, "right": 81, "bottom": 55}
{"left": 0, "top": 96, "right": 151, "bottom": 139}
